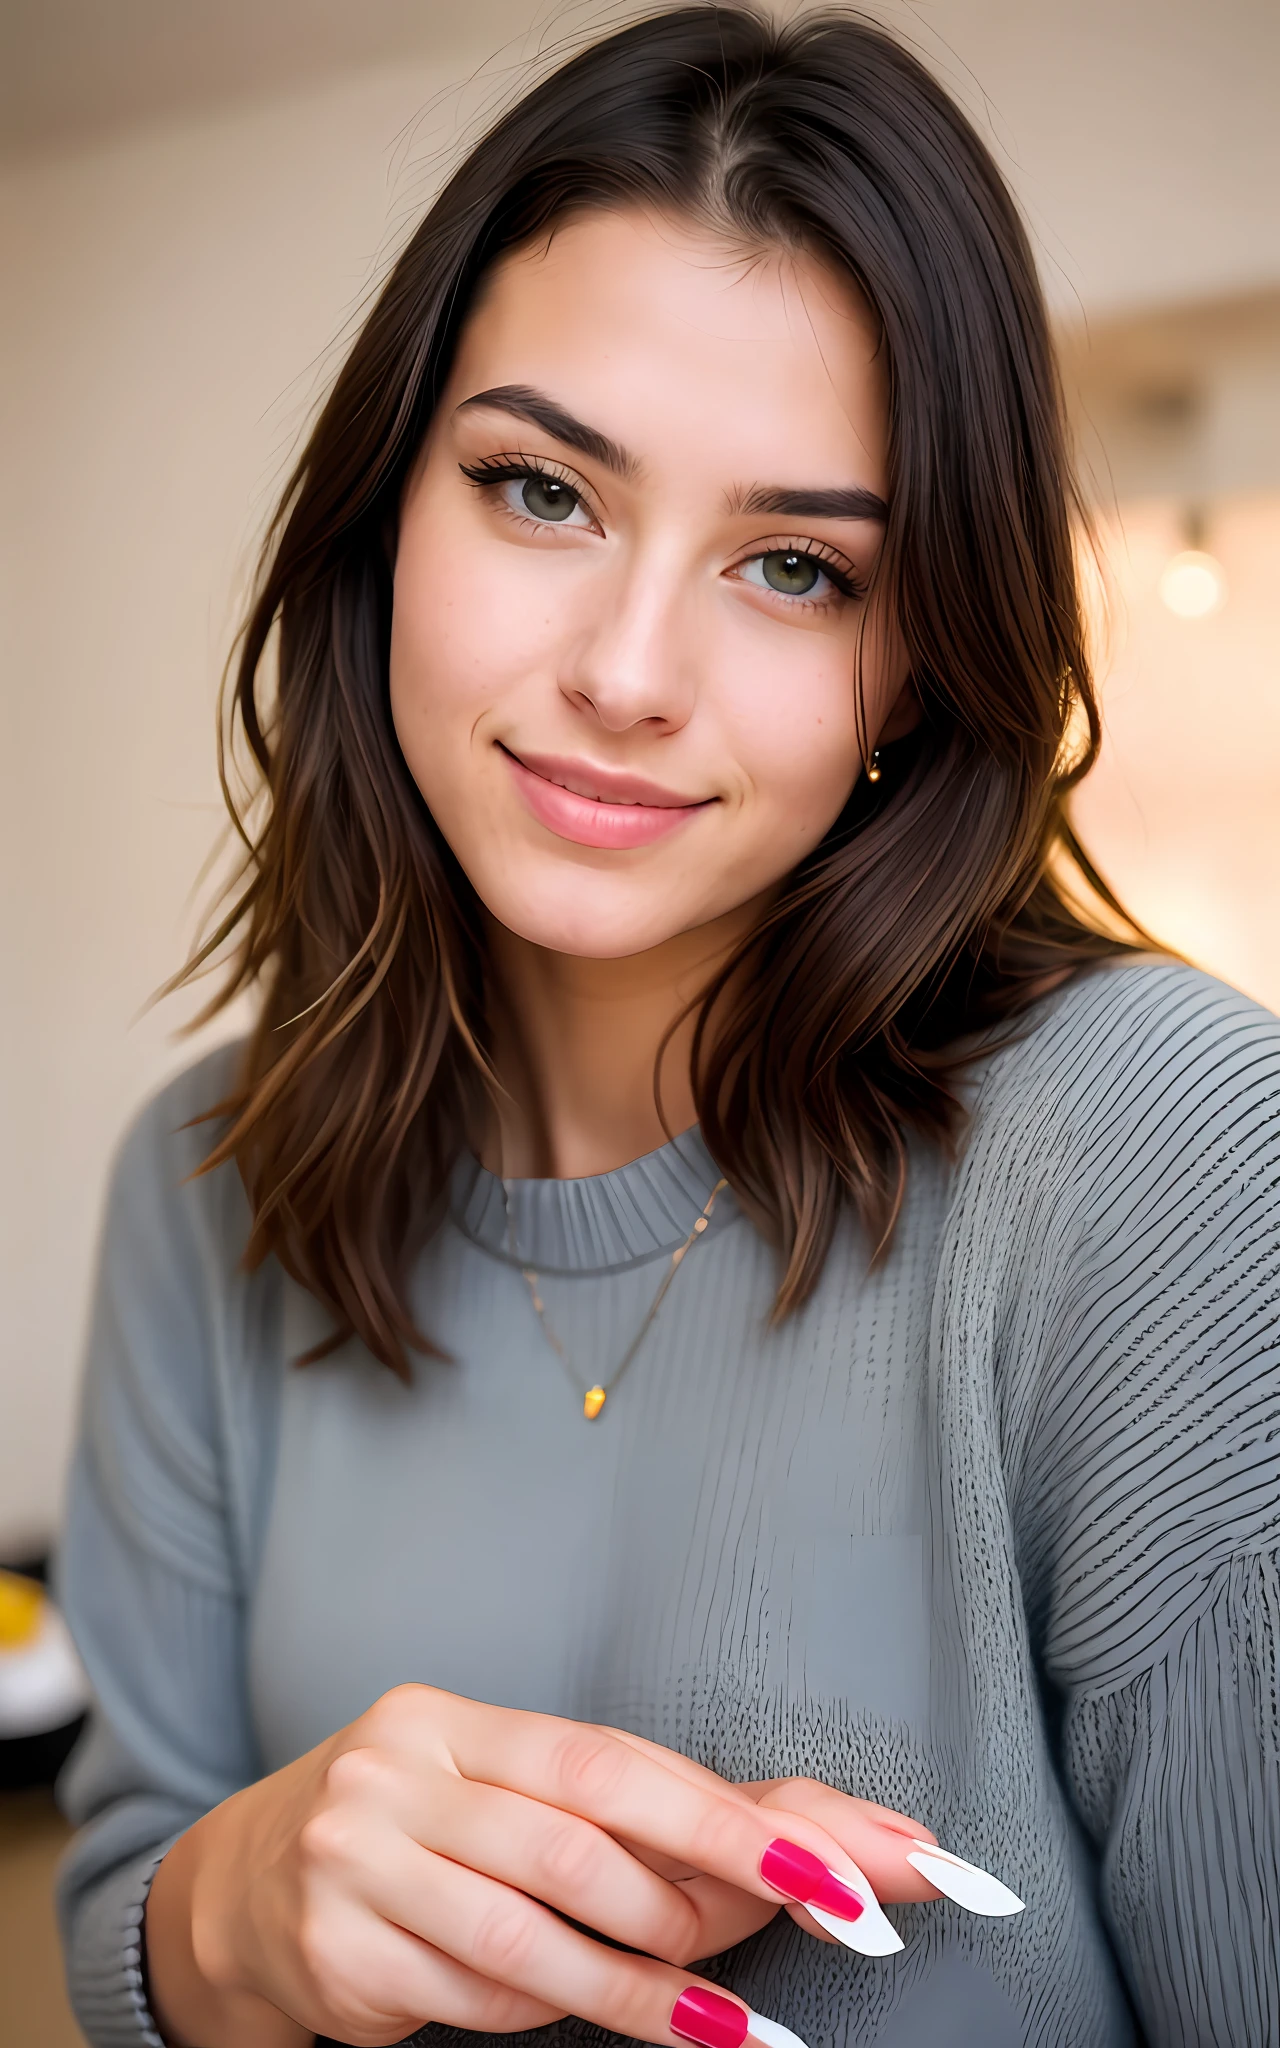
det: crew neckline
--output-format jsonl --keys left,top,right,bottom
{"left": 451, "top": 1126, "right": 736, "bottom": 1276}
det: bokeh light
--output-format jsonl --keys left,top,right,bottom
{"left": 1159, "top": 548, "right": 1228, "bottom": 618}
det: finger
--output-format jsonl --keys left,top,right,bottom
{"left": 407, "top": 1771, "right": 712, "bottom": 1965}
{"left": 745, "top": 1779, "right": 934, "bottom": 1839}
{"left": 608, "top": 1736, "right": 936, "bottom": 1919}
{"left": 756, "top": 1782, "right": 1025, "bottom": 1919}
{"left": 435, "top": 1695, "right": 884, "bottom": 1932}
{"left": 358, "top": 1826, "right": 817, "bottom": 2048}
{"left": 326, "top": 1735, "right": 777, "bottom": 1966}
{"left": 754, "top": 1781, "right": 941, "bottom": 1900}
{"left": 653, "top": 1872, "right": 782, "bottom": 1957}
{"left": 606, "top": 1729, "right": 764, "bottom": 1807}
{"left": 609, "top": 1737, "right": 931, "bottom": 1855}
{"left": 595, "top": 1843, "right": 785, "bottom": 1960}
{"left": 272, "top": 1898, "right": 562, "bottom": 2047}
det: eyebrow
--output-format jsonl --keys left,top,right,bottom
{"left": 455, "top": 383, "right": 888, "bottom": 522}
{"left": 732, "top": 483, "right": 889, "bottom": 523}
{"left": 455, "top": 384, "right": 638, "bottom": 479}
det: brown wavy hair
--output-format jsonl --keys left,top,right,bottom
{"left": 184, "top": 5, "right": 1142, "bottom": 1373}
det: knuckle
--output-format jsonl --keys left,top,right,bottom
{"left": 363, "top": 1682, "right": 430, "bottom": 1739}
{"left": 308, "top": 1936, "right": 413, "bottom": 2043}
{"left": 297, "top": 1937, "right": 392, "bottom": 2042}
{"left": 548, "top": 1729, "right": 629, "bottom": 1810}
{"left": 317, "top": 1977, "right": 362, "bottom": 2030}
{"left": 655, "top": 1902, "right": 706, "bottom": 1969}
{"left": 684, "top": 1801, "right": 744, "bottom": 1874}
{"left": 323, "top": 1993, "right": 383, "bottom": 2045}
{"left": 188, "top": 1909, "right": 237, "bottom": 1993}
{"left": 296, "top": 1906, "right": 344, "bottom": 1990}
{"left": 784, "top": 1776, "right": 822, "bottom": 1799}
{"left": 323, "top": 1745, "right": 385, "bottom": 1803}
{"left": 532, "top": 1817, "right": 603, "bottom": 1898}
{"left": 607, "top": 1967, "right": 666, "bottom": 2042}
{"left": 470, "top": 1898, "right": 539, "bottom": 1980}
{"left": 475, "top": 1984, "right": 566, "bottom": 2033}
{"left": 297, "top": 1806, "right": 356, "bottom": 1872}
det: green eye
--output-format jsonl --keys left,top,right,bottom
{"left": 520, "top": 475, "right": 577, "bottom": 522}
{"left": 761, "top": 550, "right": 821, "bottom": 595}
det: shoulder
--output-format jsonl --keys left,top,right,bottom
{"left": 114, "top": 1036, "right": 244, "bottom": 1180}
{"left": 961, "top": 956, "right": 1280, "bottom": 1217}
{"left": 952, "top": 965, "right": 1280, "bottom": 1685}
{"left": 108, "top": 1038, "right": 249, "bottom": 1256}
{"left": 92, "top": 1039, "right": 259, "bottom": 1429}
{"left": 976, "top": 952, "right": 1280, "bottom": 1115}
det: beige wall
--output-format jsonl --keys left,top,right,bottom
{"left": 3, "top": 6, "right": 1280, "bottom": 1551}
{"left": 0, "top": 60, "right": 454, "bottom": 1550}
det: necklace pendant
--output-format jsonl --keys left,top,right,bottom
{"left": 583, "top": 1385, "right": 607, "bottom": 1421}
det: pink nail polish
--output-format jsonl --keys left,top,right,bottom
{"left": 760, "top": 1838, "right": 865, "bottom": 1921}
{"left": 671, "top": 1987, "right": 750, "bottom": 2048}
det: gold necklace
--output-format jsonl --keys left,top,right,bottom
{"left": 502, "top": 1174, "right": 728, "bottom": 1420}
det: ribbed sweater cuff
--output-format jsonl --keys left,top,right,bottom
{"left": 66, "top": 1841, "right": 173, "bottom": 2048}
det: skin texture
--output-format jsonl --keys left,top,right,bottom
{"left": 145, "top": 214, "right": 938, "bottom": 2048}
{"left": 391, "top": 209, "right": 913, "bottom": 1175}
{"left": 147, "top": 1689, "right": 939, "bottom": 2048}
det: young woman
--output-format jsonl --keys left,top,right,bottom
{"left": 56, "top": 11, "right": 1279, "bottom": 2048}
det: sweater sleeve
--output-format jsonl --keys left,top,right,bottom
{"left": 999, "top": 965, "right": 1280, "bottom": 2046}
{"left": 1059, "top": 1548, "right": 1280, "bottom": 2047}
{"left": 54, "top": 1051, "right": 282, "bottom": 2048}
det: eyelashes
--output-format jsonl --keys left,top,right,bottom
{"left": 460, "top": 454, "right": 600, "bottom": 535}
{"left": 459, "top": 452, "right": 589, "bottom": 503}
{"left": 738, "top": 544, "right": 861, "bottom": 603}
{"left": 458, "top": 454, "right": 866, "bottom": 607}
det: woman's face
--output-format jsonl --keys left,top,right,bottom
{"left": 391, "top": 208, "right": 907, "bottom": 960}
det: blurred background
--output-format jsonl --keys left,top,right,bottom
{"left": 1, "top": 1, "right": 1277, "bottom": 2038}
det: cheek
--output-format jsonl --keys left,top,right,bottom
{"left": 391, "top": 524, "right": 508, "bottom": 735}
{"left": 389, "top": 501, "right": 565, "bottom": 748}
{"left": 721, "top": 644, "right": 862, "bottom": 846}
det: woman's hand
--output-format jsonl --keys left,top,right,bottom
{"left": 600, "top": 1733, "right": 950, "bottom": 1936}
{"left": 606, "top": 1741, "right": 1022, "bottom": 1934}
{"left": 144, "top": 1685, "right": 934, "bottom": 2048}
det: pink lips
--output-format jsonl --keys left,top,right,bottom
{"left": 501, "top": 746, "right": 713, "bottom": 850}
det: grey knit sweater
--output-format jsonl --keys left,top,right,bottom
{"left": 56, "top": 960, "right": 1280, "bottom": 2047}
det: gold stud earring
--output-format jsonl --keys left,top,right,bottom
{"left": 867, "top": 747, "right": 882, "bottom": 783}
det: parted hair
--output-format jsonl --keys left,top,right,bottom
{"left": 185, "top": 5, "right": 1140, "bottom": 1372}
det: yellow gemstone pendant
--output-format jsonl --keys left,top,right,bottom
{"left": 583, "top": 1385, "right": 607, "bottom": 1421}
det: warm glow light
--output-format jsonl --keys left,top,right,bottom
{"left": 1159, "top": 548, "right": 1227, "bottom": 618}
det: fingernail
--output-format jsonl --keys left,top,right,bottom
{"left": 760, "top": 1838, "right": 864, "bottom": 1920}
{"left": 745, "top": 2011, "right": 817, "bottom": 2048}
{"left": 670, "top": 1988, "right": 813, "bottom": 2048}
{"left": 760, "top": 1838, "right": 903, "bottom": 1956}
{"left": 905, "top": 1840, "right": 1025, "bottom": 1916}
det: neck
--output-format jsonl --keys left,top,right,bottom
{"left": 479, "top": 901, "right": 764, "bottom": 1179}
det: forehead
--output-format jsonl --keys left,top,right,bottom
{"left": 446, "top": 208, "right": 888, "bottom": 488}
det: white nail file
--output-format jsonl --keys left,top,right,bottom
{"left": 905, "top": 1840, "right": 1025, "bottom": 1916}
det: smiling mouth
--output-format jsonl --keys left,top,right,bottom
{"left": 499, "top": 744, "right": 716, "bottom": 850}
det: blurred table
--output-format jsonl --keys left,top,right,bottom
{"left": 0, "top": 1788, "right": 85, "bottom": 2046}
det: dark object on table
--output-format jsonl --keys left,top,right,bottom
{"left": 0, "top": 1554, "right": 87, "bottom": 1791}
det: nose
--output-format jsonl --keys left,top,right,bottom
{"left": 558, "top": 547, "right": 698, "bottom": 734}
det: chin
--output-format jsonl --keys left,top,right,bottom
{"left": 481, "top": 869, "right": 716, "bottom": 961}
